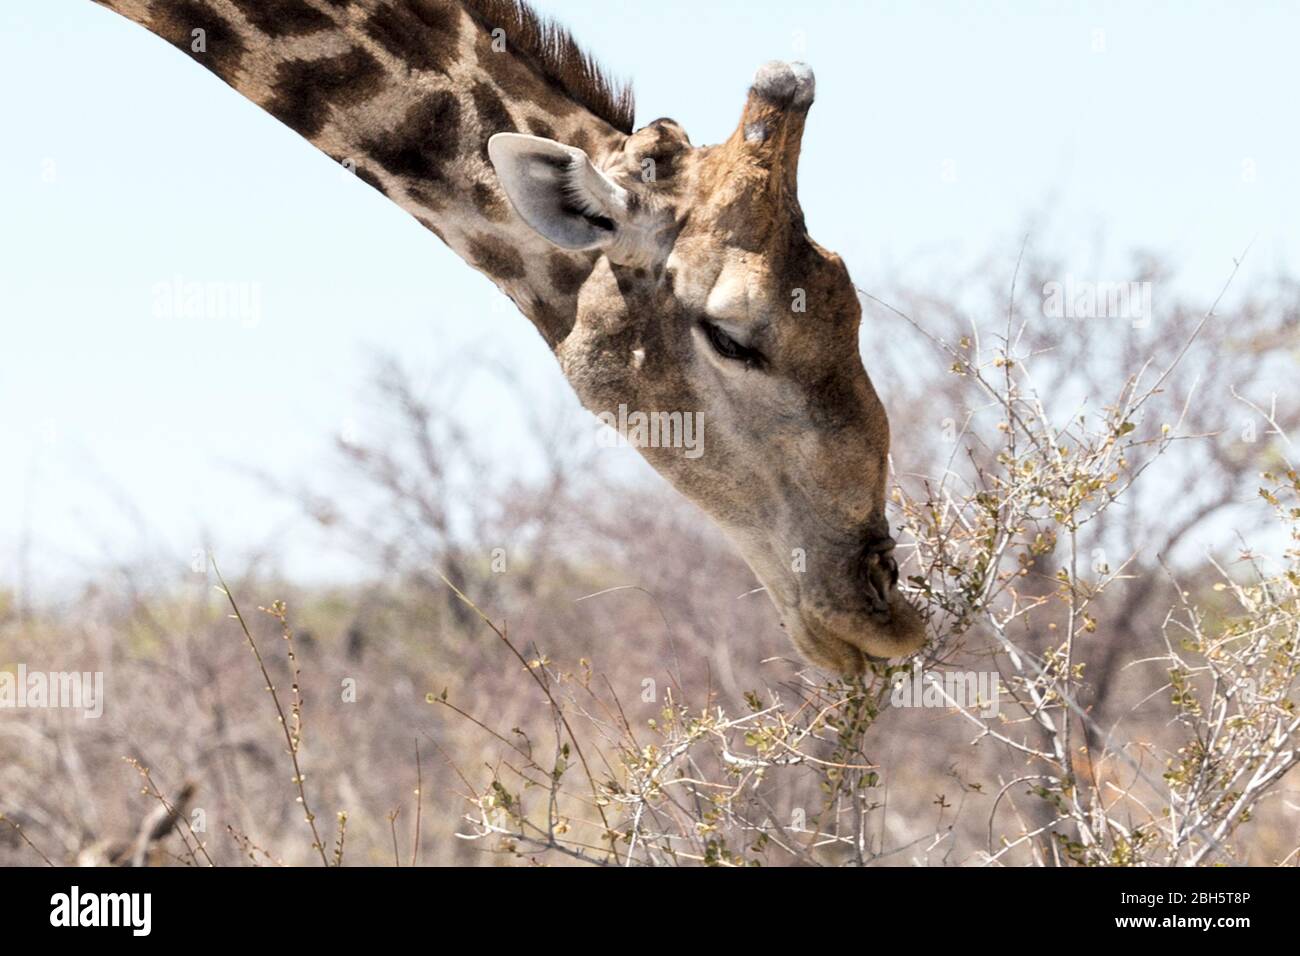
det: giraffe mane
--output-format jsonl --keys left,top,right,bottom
{"left": 462, "top": 0, "right": 635, "bottom": 135}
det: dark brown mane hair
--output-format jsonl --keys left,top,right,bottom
{"left": 461, "top": 0, "right": 635, "bottom": 134}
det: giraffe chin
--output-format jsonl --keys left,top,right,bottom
{"left": 785, "top": 595, "right": 927, "bottom": 676}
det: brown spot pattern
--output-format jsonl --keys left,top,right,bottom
{"left": 566, "top": 127, "right": 592, "bottom": 154}
{"left": 354, "top": 165, "right": 388, "bottom": 195}
{"left": 149, "top": 0, "right": 247, "bottom": 81}
{"left": 364, "top": 0, "right": 460, "bottom": 74}
{"left": 229, "top": 0, "right": 334, "bottom": 37}
{"left": 526, "top": 118, "right": 557, "bottom": 140}
{"left": 547, "top": 254, "right": 588, "bottom": 295}
{"left": 469, "top": 81, "right": 516, "bottom": 159}
{"left": 361, "top": 90, "right": 462, "bottom": 182}
{"left": 472, "top": 181, "right": 507, "bottom": 221}
{"left": 469, "top": 234, "right": 526, "bottom": 281}
{"left": 266, "top": 46, "right": 387, "bottom": 138}
{"left": 407, "top": 185, "right": 447, "bottom": 212}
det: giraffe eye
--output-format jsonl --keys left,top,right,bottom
{"left": 700, "top": 320, "right": 764, "bottom": 368}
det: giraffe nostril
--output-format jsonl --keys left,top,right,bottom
{"left": 858, "top": 531, "right": 900, "bottom": 612}
{"left": 864, "top": 533, "right": 897, "bottom": 556}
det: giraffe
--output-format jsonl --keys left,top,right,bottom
{"left": 91, "top": 0, "right": 926, "bottom": 674}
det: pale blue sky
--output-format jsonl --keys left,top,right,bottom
{"left": 1, "top": 0, "right": 1297, "bottom": 591}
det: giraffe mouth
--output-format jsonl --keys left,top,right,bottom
{"left": 783, "top": 615, "right": 870, "bottom": 675}
{"left": 788, "top": 602, "right": 925, "bottom": 675}
{"left": 747, "top": 524, "right": 925, "bottom": 674}
{"left": 778, "top": 540, "right": 926, "bottom": 674}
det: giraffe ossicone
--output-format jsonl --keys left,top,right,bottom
{"left": 93, "top": 0, "right": 926, "bottom": 674}
{"left": 751, "top": 60, "right": 816, "bottom": 111}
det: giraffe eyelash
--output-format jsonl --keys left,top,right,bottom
{"left": 700, "top": 320, "right": 765, "bottom": 368}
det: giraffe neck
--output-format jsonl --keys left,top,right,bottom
{"left": 93, "top": 0, "right": 633, "bottom": 347}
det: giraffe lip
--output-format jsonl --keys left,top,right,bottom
{"left": 785, "top": 613, "right": 867, "bottom": 675}
{"left": 789, "top": 592, "right": 926, "bottom": 668}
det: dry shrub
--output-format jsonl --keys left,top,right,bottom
{"left": 3, "top": 245, "right": 1298, "bottom": 866}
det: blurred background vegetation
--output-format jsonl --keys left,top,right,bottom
{"left": 3, "top": 243, "right": 1298, "bottom": 866}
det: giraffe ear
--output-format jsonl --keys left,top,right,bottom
{"left": 488, "top": 133, "right": 630, "bottom": 252}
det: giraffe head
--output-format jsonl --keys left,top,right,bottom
{"left": 489, "top": 62, "right": 925, "bottom": 673}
